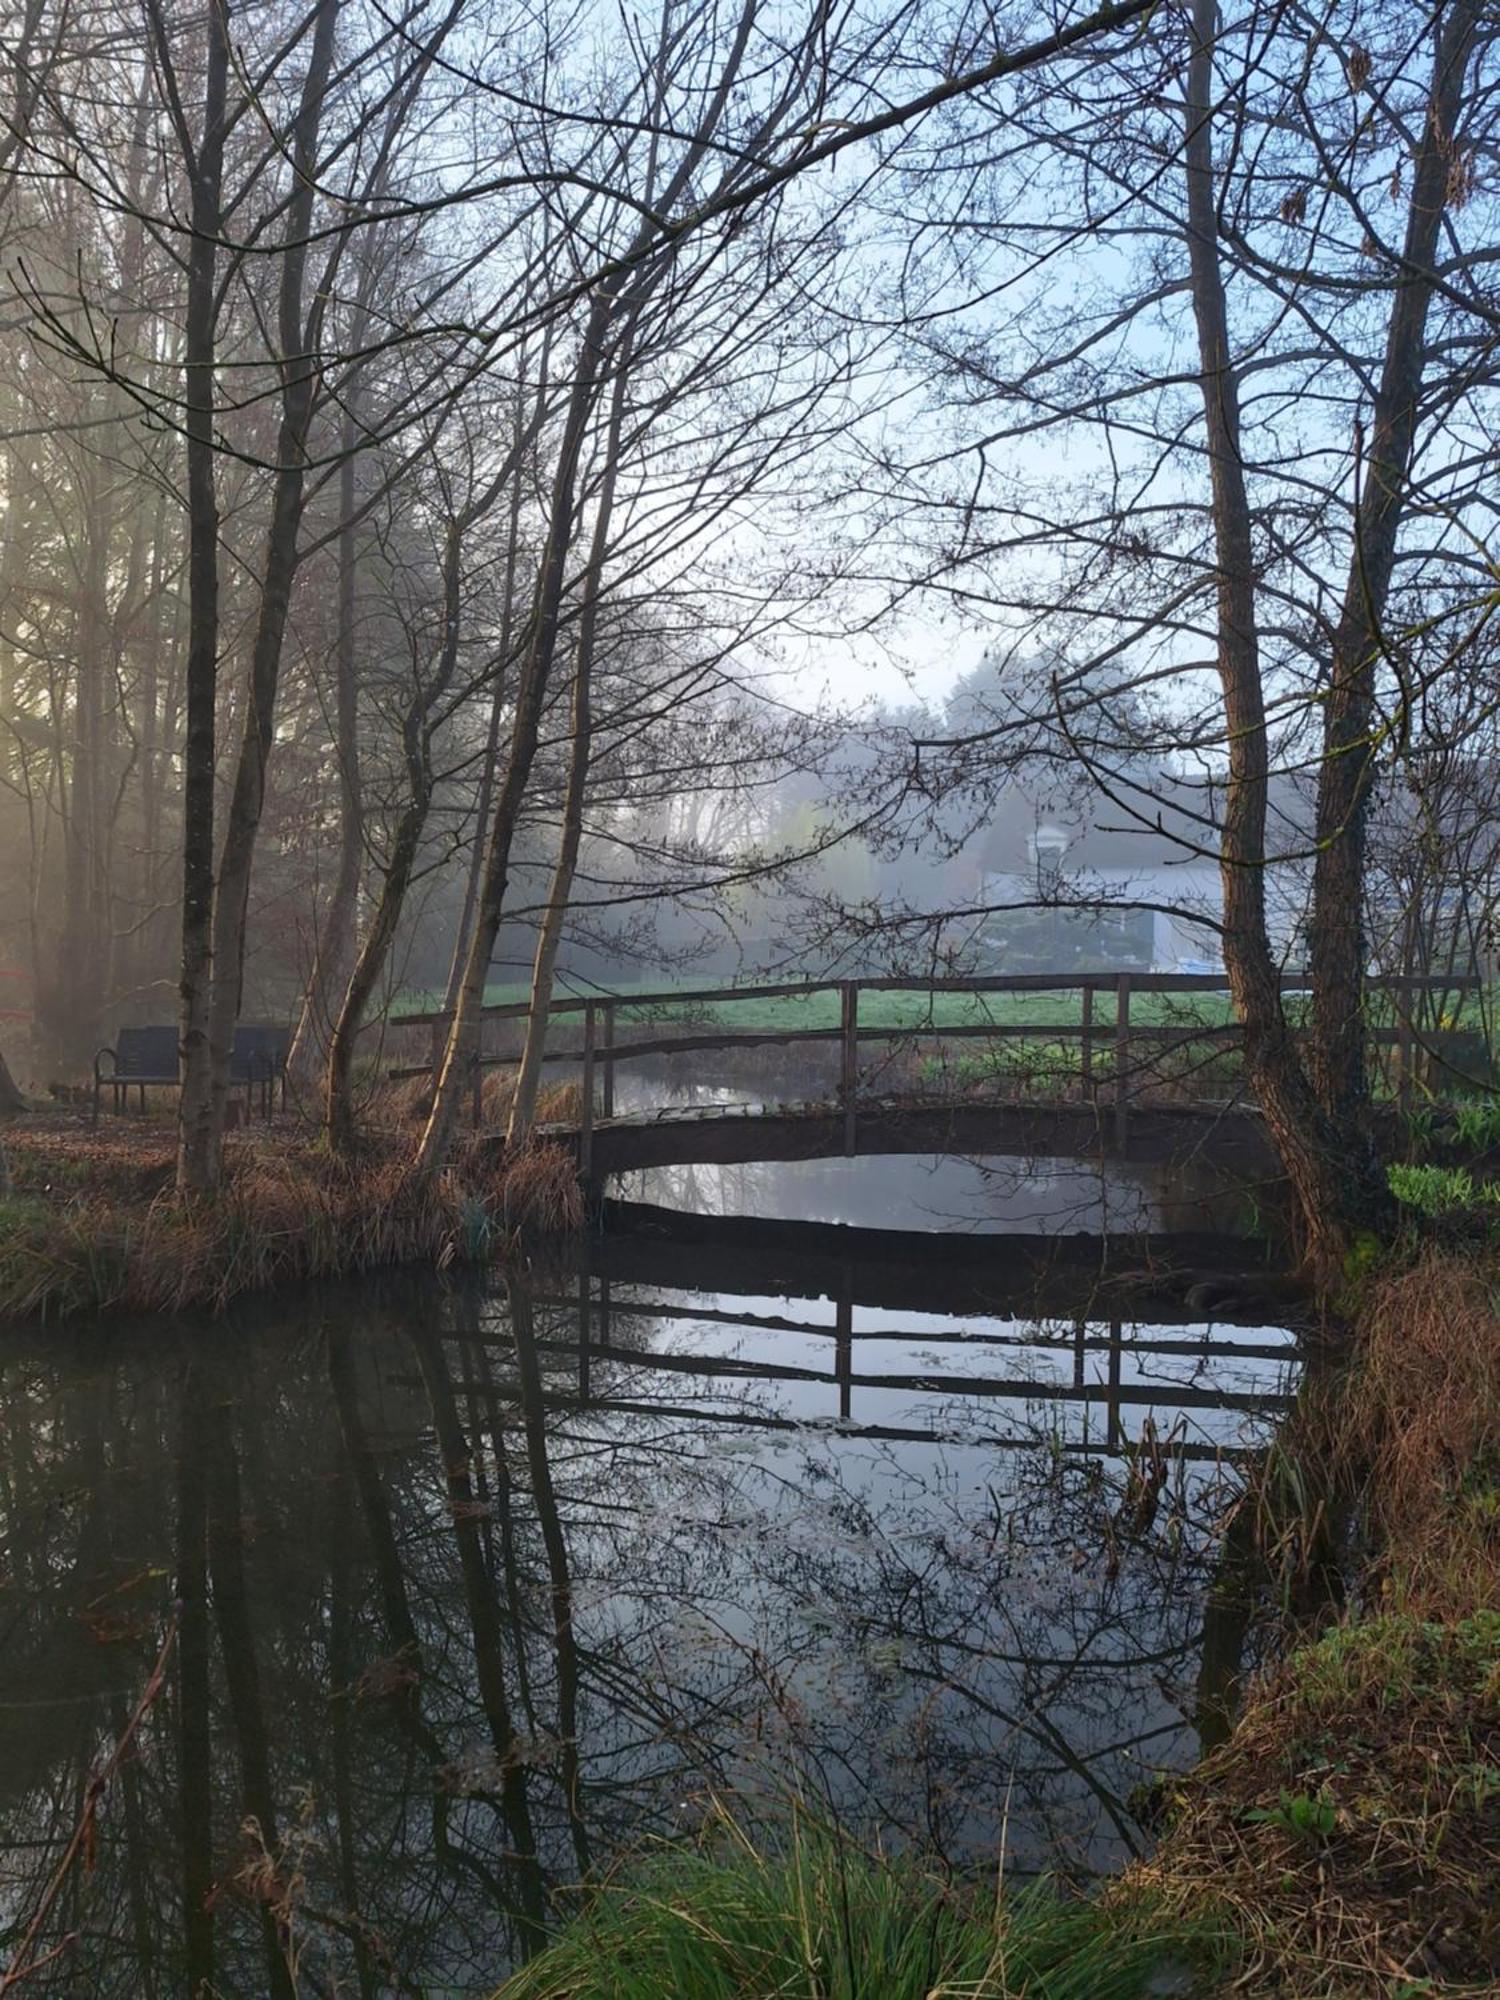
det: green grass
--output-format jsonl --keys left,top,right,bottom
{"left": 394, "top": 974, "right": 1238, "bottom": 1036}
{"left": 494, "top": 1813, "right": 1225, "bottom": 2000}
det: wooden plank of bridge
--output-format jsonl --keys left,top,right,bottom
{"left": 841, "top": 981, "right": 858, "bottom": 1156}
{"left": 1114, "top": 972, "right": 1131, "bottom": 1151}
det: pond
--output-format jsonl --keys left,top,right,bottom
{"left": 0, "top": 1159, "right": 1298, "bottom": 1996}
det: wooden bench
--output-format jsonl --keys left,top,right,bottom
{"left": 93, "top": 1024, "right": 290, "bottom": 1122}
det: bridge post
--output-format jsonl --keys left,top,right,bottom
{"left": 1114, "top": 972, "right": 1131, "bottom": 1152}
{"left": 840, "top": 982, "right": 858, "bottom": 1156}
{"left": 835, "top": 1278, "right": 853, "bottom": 1422}
{"left": 601, "top": 1001, "right": 616, "bottom": 1120}
{"left": 1081, "top": 982, "right": 1094, "bottom": 1092}
{"left": 581, "top": 1002, "right": 596, "bottom": 1178}
{"left": 1395, "top": 985, "right": 1413, "bottom": 1112}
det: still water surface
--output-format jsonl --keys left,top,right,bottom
{"left": 0, "top": 1158, "right": 1295, "bottom": 1995}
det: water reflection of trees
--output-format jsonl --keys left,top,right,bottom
{"left": 0, "top": 1268, "right": 1291, "bottom": 1992}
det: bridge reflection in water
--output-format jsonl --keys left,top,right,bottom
{"left": 0, "top": 1236, "right": 1299, "bottom": 1996}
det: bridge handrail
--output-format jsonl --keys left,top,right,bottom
{"left": 394, "top": 966, "right": 1481, "bottom": 1032}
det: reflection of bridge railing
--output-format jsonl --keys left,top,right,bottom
{"left": 393, "top": 970, "right": 1486, "bottom": 1161}
{"left": 432, "top": 1282, "right": 1297, "bottom": 1460}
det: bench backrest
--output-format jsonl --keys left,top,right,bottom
{"left": 107, "top": 1023, "right": 289, "bottom": 1084}
{"left": 113, "top": 1025, "right": 180, "bottom": 1081}
{"left": 231, "top": 1023, "right": 290, "bottom": 1082}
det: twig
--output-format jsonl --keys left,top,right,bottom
{"left": 0, "top": 1607, "right": 181, "bottom": 1993}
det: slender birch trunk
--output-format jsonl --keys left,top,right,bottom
{"left": 415, "top": 296, "right": 613, "bottom": 1175}
{"left": 506, "top": 358, "right": 630, "bottom": 1147}
{"left": 323, "top": 413, "right": 541, "bottom": 1148}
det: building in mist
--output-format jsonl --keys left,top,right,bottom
{"left": 975, "top": 772, "right": 1312, "bottom": 974}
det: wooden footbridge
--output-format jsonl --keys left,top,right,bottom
{"left": 393, "top": 969, "right": 1483, "bottom": 1179}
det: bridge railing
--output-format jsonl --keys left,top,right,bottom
{"left": 389, "top": 969, "right": 1489, "bottom": 1155}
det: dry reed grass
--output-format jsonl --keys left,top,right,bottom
{"left": 1341, "top": 1249, "right": 1500, "bottom": 1614}
{"left": 1126, "top": 1248, "right": 1500, "bottom": 1995}
{"left": 370, "top": 1068, "right": 582, "bottom": 1133}
{"left": 0, "top": 1134, "right": 583, "bottom": 1324}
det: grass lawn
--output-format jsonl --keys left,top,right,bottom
{"left": 393, "top": 974, "right": 1240, "bottom": 1035}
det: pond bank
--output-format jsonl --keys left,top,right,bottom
{"left": 491, "top": 1245, "right": 1500, "bottom": 1999}
{"left": 0, "top": 1121, "right": 582, "bottom": 1321}
{"left": 1130, "top": 1246, "right": 1500, "bottom": 1994}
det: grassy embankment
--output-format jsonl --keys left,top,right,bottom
{"left": 1123, "top": 1241, "right": 1500, "bottom": 1994}
{"left": 0, "top": 1074, "right": 582, "bottom": 1323}
{"left": 493, "top": 1239, "right": 1500, "bottom": 2000}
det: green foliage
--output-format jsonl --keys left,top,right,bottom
{"left": 1387, "top": 1162, "right": 1500, "bottom": 1217}
{"left": 1277, "top": 1610, "right": 1500, "bottom": 1724}
{"left": 1401, "top": 1103, "right": 1438, "bottom": 1159}
{"left": 1455, "top": 1097, "right": 1500, "bottom": 1149}
{"left": 494, "top": 1815, "right": 1226, "bottom": 2000}
{"left": 1242, "top": 1790, "right": 1337, "bottom": 1842}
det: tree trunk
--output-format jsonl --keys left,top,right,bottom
{"left": 507, "top": 357, "right": 630, "bottom": 1147}
{"left": 441, "top": 456, "right": 525, "bottom": 1019}
{"left": 324, "top": 796, "right": 425, "bottom": 1151}
{"left": 416, "top": 287, "right": 624, "bottom": 1177}
{"left": 1183, "top": 0, "right": 1389, "bottom": 1278}
{"left": 173, "top": 0, "right": 231, "bottom": 1195}
{"left": 199, "top": 0, "right": 340, "bottom": 1176}
{"left": 1306, "top": 0, "right": 1478, "bottom": 1131}
{"left": 287, "top": 398, "right": 365, "bottom": 1089}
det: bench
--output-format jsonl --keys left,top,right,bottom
{"left": 232, "top": 1023, "right": 290, "bottom": 1118}
{"left": 93, "top": 1023, "right": 291, "bottom": 1122}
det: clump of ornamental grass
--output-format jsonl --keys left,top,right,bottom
{"left": 495, "top": 1801, "right": 1225, "bottom": 2000}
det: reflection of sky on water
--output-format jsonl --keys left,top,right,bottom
{"left": 0, "top": 1255, "right": 1296, "bottom": 1995}
{"left": 613, "top": 1150, "right": 1249, "bottom": 1234}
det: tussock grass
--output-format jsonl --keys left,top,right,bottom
{"left": 0, "top": 1137, "right": 583, "bottom": 1324}
{"left": 495, "top": 1805, "right": 1224, "bottom": 2000}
